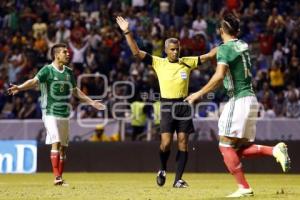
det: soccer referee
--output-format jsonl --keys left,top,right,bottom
{"left": 116, "top": 16, "right": 216, "bottom": 188}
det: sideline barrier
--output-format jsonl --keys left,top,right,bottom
{"left": 0, "top": 140, "right": 37, "bottom": 174}
{"left": 37, "top": 141, "right": 300, "bottom": 173}
{"left": 0, "top": 119, "right": 299, "bottom": 141}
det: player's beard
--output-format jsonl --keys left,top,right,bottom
{"left": 64, "top": 57, "right": 70, "bottom": 65}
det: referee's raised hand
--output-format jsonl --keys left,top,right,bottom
{"left": 116, "top": 16, "right": 129, "bottom": 32}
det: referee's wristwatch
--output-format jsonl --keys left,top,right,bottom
{"left": 123, "top": 30, "right": 130, "bottom": 35}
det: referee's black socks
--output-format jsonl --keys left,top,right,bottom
{"left": 159, "top": 150, "right": 170, "bottom": 171}
{"left": 175, "top": 150, "right": 188, "bottom": 182}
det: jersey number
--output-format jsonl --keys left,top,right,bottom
{"left": 60, "top": 84, "right": 64, "bottom": 92}
{"left": 241, "top": 52, "right": 252, "bottom": 78}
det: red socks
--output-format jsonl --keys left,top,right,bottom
{"left": 220, "top": 144, "right": 274, "bottom": 189}
{"left": 59, "top": 155, "right": 66, "bottom": 176}
{"left": 238, "top": 144, "right": 273, "bottom": 158}
{"left": 50, "top": 150, "right": 60, "bottom": 177}
{"left": 219, "top": 146, "right": 250, "bottom": 189}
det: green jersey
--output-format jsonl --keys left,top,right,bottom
{"left": 35, "top": 64, "right": 76, "bottom": 118}
{"left": 217, "top": 39, "right": 255, "bottom": 99}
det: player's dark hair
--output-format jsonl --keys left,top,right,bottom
{"left": 51, "top": 43, "right": 67, "bottom": 60}
{"left": 221, "top": 13, "right": 240, "bottom": 36}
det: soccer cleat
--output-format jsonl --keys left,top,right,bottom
{"left": 54, "top": 176, "right": 69, "bottom": 187}
{"left": 226, "top": 188, "right": 254, "bottom": 198}
{"left": 173, "top": 179, "right": 189, "bottom": 188}
{"left": 273, "top": 142, "right": 291, "bottom": 172}
{"left": 156, "top": 170, "right": 166, "bottom": 186}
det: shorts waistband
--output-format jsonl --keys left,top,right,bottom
{"left": 160, "top": 97, "right": 186, "bottom": 102}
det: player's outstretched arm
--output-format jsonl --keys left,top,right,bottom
{"left": 7, "top": 78, "right": 39, "bottom": 95}
{"left": 116, "top": 16, "right": 146, "bottom": 60}
{"left": 72, "top": 87, "right": 105, "bottom": 110}
{"left": 199, "top": 47, "right": 217, "bottom": 64}
{"left": 185, "top": 63, "right": 227, "bottom": 104}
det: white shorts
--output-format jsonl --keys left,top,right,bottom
{"left": 43, "top": 115, "right": 69, "bottom": 146}
{"left": 218, "top": 96, "right": 258, "bottom": 142}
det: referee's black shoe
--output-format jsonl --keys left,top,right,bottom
{"left": 173, "top": 179, "right": 189, "bottom": 188}
{"left": 156, "top": 170, "right": 166, "bottom": 186}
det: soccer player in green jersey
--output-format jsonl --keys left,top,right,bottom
{"left": 185, "top": 14, "right": 291, "bottom": 197}
{"left": 116, "top": 16, "right": 216, "bottom": 188}
{"left": 8, "top": 43, "right": 104, "bottom": 186}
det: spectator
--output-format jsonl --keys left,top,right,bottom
{"left": 273, "top": 91, "right": 286, "bottom": 117}
{"left": 89, "top": 124, "right": 119, "bottom": 142}
{"left": 55, "top": 13, "right": 72, "bottom": 29}
{"left": 257, "top": 81, "right": 275, "bottom": 103}
{"left": 0, "top": 0, "right": 300, "bottom": 121}
{"left": 273, "top": 42, "right": 284, "bottom": 65}
{"left": 55, "top": 23, "right": 70, "bottom": 44}
{"left": 20, "top": 6, "right": 37, "bottom": 34}
{"left": 267, "top": 8, "right": 285, "bottom": 30}
{"left": 17, "top": 92, "right": 37, "bottom": 119}
{"left": 33, "top": 33, "right": 48, "bottom": 54}
{"left": 152, "top": 18, "right": 165, "bottom": 38}
{"left": 269, "top": 61, "right": 285, "bottom": 93}
{"left": 32, "top": 16, "right": 47, "bottom": 39}
{"left": 87, "top": 28, "right": 102, "bottom": 51}
{"left": 258, "top": 29, "right": 274, "bottom": 70}
{"left": 173, "top": 0, "right": 190, "bottom": 31}
{"left": 285, "top": 57, "right": 300, "bottom": 87}
{"left": 151, "top": 34, "right": 163, "bottom": 57}
{"left": 192, "top": 14, "right": 207, "bottom": 35}
{"left": 68, "top": 40, "right": 89, "bottom": 74}
{"left": 130, "top": 99, "right": 147, "bottom": 141}
{"left": 285, "top": 90, "right": 300, "bottom": 118}
{"left": 159, "top": 0, "right": 171, "bottom": 28}
{"left": 70, "top": 20, "right": 87, "bottom": 44}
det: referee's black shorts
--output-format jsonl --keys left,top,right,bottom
{"left": 160, "top": 98, "right": 194, "bottom": 135}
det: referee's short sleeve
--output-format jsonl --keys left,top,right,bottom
{"left": 151, "top": 56, "right": 164, "bottom": 71}
{"left": 143, "top": 53, "right": 153, "bottom": 65}
{"left": 180, "top": 57, "right": 199, "bottom": 69}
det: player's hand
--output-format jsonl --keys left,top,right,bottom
{"left": 184, "top": 92, "right": 201, "bottom": 104}
{"left": 92, "top": 100, "right": 105, "bottom": 110}
{"left": 116, "top": 16, "right": 129, "bottom": 32}
{"left": 7, "top": 84, "right": 20, "bottom": 95}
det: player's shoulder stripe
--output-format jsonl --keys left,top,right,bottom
{"left": 40, "top": 64, "right": 51, "bottom": 70}
{"left": 42, "top": 64, "right": 51, "bottom": 68}
{"left": 218, "top": 42, "right": 228, "bottom": 48}
{"left": 64, "top": 65, "right": 73, "bottom": 71}
{"left": 217, "top": 44, "right": 226, "bottom": 52}
{"left": 218, "top": 42, "right": 233, "bottom": 53}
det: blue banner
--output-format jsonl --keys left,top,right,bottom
{"left": 0, "top": 140, "right": 37, "bottom": 173}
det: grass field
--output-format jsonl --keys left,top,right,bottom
{"left": 0, "top": 173, "right": 299, "bottom": 200}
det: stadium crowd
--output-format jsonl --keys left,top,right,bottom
{"left": 0, "top": 0, "right": 300, "bottom": 120}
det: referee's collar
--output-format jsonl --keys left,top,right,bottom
{"left": 167, "top": 58, "right": 179, "bottom": 63}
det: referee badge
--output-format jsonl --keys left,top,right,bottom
{"left": 180, "top": 71, "right": 187, "bottom": 80}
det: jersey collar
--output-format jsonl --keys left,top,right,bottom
{"left": 51, "top": 62, "right": 65, "bottom": 73}
{"left": 166, "top": 58, "right": 179, "bottom": 63}
{"left": 224, "top": 38, "right": 238, "bottom": 44}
